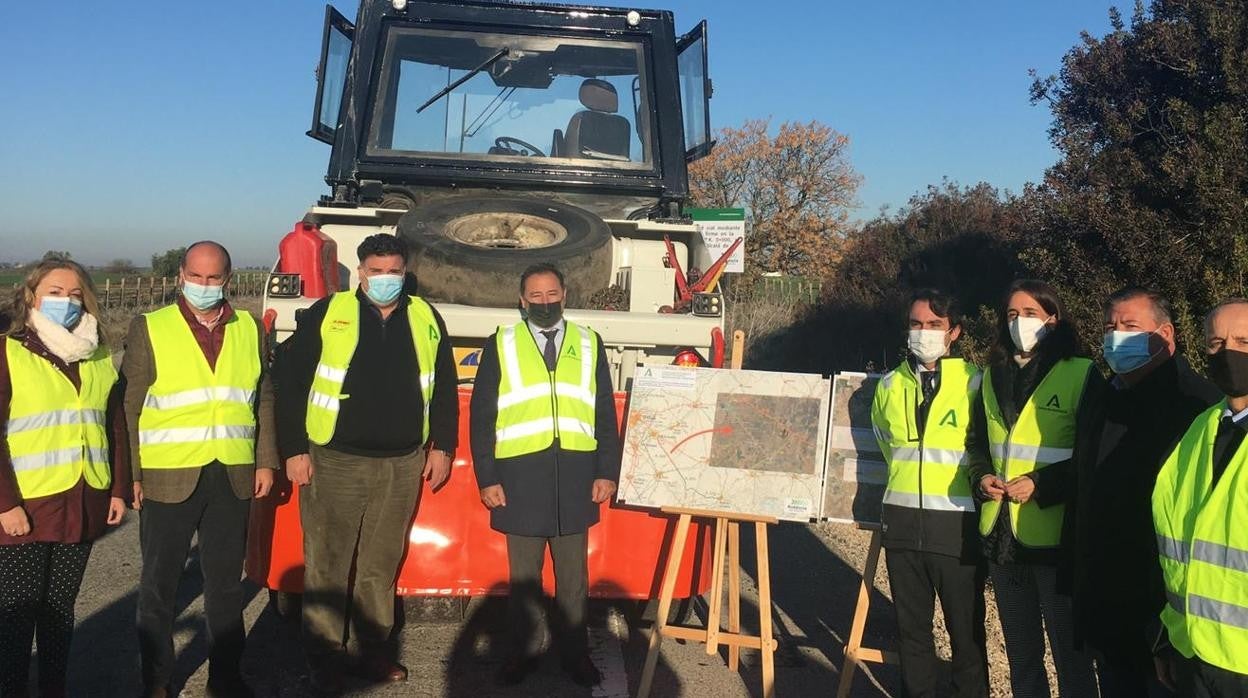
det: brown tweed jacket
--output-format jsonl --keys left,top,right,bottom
{"left": 121, "top": 303, "right": 277, "bottom": 504}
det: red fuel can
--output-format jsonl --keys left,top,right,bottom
{"left": 278, "top": 221, "right": 339, "bottom": 298}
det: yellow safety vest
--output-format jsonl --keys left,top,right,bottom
{"left": 1154, "top": 402, "right": 1248, "bottom": 675}
{"left": 872, "top": 358, "right": 981, "bottom": 513}
{"left": 5, "top": 338, "right": 115, "bottom": 498}
{"left": 306, "top": 292, "right": 441, "bottom": 445}
{"left": 138, "top": 305, "right": 260, "bottom": 468}
{"left": 494, "top": 322, "right": 598, "bottom": 458}
{"left": 978, "top": 357, "right": 1091, "bottom": 548}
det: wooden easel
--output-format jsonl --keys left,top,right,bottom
{"left": 835, "top": 523, "right": 898, "bottom": 697}
{"left": 637, "top": 330, "right": 781, "bottom": 696}
{"left": 636, "top": 506, "right": 780, "bottom": 698}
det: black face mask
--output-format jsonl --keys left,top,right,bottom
{"left": 525, "top": 301, "right": 563, "bottom": 329}
{"left": 1207, "top": 348, "right": 1248, "bottom": 397}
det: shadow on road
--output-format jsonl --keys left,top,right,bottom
{"left": 64, "top": 542, "right": 262, "bottom": 697}
{"left": 731, "top": 521, "right": 901, "bottom": 697}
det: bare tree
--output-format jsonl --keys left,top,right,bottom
{"left": 689, "top": 119, "right": 862, "bottom": 279}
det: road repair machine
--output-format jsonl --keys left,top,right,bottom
{"left": 246, "top": 0, "right": 732, "bottom": 617}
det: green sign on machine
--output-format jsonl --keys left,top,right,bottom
{"left": 687, "top": 208, "right": 746, "bottom": 273}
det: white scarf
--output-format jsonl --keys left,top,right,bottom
{"left": 27, "top": 309, "right": 100, "bottom": 363}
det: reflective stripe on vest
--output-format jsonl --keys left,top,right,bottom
{"left": 5, "top": 338, "right": 115, "bottom": 498}
{"left": 306, "top": 292, "right": 440, "bottom": 445}
{"left": 978, "top": 357, "right": 1091, "bottom": 548}
{"left": 1153, "top": 402, "right": 1248, "bottom": 673}
{"left": 138, "top": 305, "right": 260, "bottom": 468}
{"left": 871, "top": 358, "right": 981, "bottom": 514}
{"left": 494, "top": 322, "right": 598, "bottom": 458}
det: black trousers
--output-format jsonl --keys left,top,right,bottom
{"left": 0, "top": 541, "right": 93, "bottom": 696}
{"left": 990, "top": 562, "right": 1098, "bottom": 697}
{"left": 1176, "top": 656, "right": 1248, "bottom": 698}
{"left": 1094, "top": 645, "right": 1174, "bottom": 697}
{"left": 506, "top": 532, "right": 588, "bottom": 662}
{"left": 885, "top": 548, "right": 989, "bottom": 698}
{"left": 136, "top": 464, "right": 250, "bottom": 690}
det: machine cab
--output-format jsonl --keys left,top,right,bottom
{"left": 309, "top": 1, "right": 712, "bottom": 208}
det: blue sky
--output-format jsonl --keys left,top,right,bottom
{"left": 0, "top": 1, "right": 1119, "bottom": 267}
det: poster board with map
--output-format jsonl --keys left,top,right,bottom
{"left": 618, "top": 366, "right": 831, "bottom": 522}
{"left": 821, "top": 372, "right": 888, "bottom": 525}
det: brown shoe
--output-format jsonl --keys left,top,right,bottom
{"left": 349, "top": 656, "right": 408, "bottom": 683}
{"left": 143, "top": 686, "right": 170, "bottom": 698}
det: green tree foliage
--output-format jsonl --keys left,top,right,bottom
{"left": 756, "top": 183, "right": 1023, "bottom": 372}
{"left": 150, "top": 247, "right": 186, "bottom": 279}
{"left": 760, "top": 1, "right": 1248, "bottom": 373}
{"left": 38, "top": 251, "right": 72, "bottom": 263}
{"left": 1025, "top": 0, "right": 1248, "bottom": 361}
{"left": 104, "top": 258, "right": 137, "bottom": 274}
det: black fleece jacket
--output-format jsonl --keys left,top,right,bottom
{"left": 274, "top": 289, "right": 460, "bottom": 459}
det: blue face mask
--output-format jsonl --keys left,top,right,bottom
{"left": 182, "top": 280, "right": 225, "bottom": 311}
{"left": 364, "top": 273, "right": 404, "bottom": 305}
{"left": 1103, "top": 330, "right": 1159, "bottom": 375}
{"left": 39, "top": 296, "right": 83, "bottom": 329}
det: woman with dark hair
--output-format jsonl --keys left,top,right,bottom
{"left": 0, "top": 258, "right": 129, "bottom": 697}
{"left": 966, "top": 279, "right": 1102, "bottom": 697}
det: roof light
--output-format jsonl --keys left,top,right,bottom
{"left": 673, "top": 349, "right": 703, "bottom": 368}
{"left": 392, "top": 0, "right": 407, "bottom": 10}
{"left": 627, "top": 10, "right": 641, "bottom": 26}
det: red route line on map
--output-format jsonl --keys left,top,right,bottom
{"left": 669, "top": 426, "right": 733, "bottom": 453}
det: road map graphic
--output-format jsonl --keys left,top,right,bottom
{"left": 618, "top": 366, "right": 831, "bottom": 522}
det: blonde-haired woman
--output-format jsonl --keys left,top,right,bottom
{"left": 0, "top": 258, "right": 129, "bottom": 698}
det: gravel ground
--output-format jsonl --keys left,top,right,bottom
{"left": 51, "top": 512, "right": 1065, "bottom": 697}
{"left": 807, "top": 522, "right": 1060, "bottom": 697}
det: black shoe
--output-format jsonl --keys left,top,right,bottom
{"left": 308, "top": 665, "right": 347, "bottom": 696}
{"left": 495, "top": 656, "right": 540, "bottom": 686}
{"left": 206, "top": 674, "right": 254, "bottom": 698}
{"left": 562, "top": 655, "right": 602, "bottom": 687}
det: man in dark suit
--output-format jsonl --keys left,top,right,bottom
{"left": 1068, "top": 287, "right": 1220, "bottom": 697}
{"left": 469, "top": 263, "right": 620, "bottom": 689}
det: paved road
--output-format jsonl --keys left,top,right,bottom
{"left": 56, "top": 515, "right": 901, "bottom": 697}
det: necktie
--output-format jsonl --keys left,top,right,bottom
{"left": 541, "top": 329, "right": 559, "bottom": 371}
{"left": 1212, "top": 415, "right": 1244, "bottom": 488}
{"left": 920, "top": 371, "right": 938, "bottom": 405}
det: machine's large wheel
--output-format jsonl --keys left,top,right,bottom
{"left": 398, "top": 196, "right": 613, "bottom": 306}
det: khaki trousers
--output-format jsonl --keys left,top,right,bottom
{"left": 300, "top": 445, "right": 425, "bottom": 659}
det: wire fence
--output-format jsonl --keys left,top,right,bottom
{"left": 10, "top": 273, "right": 272, "bottom": 310}
{"left": 756, "top": 276, "right": 824, "bottom": 304}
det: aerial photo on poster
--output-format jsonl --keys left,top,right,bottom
{"left": 618, "top": 366, "right": 831, "bottom": 522}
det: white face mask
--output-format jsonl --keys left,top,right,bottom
{"left": 908, "top": 329, "right": 949, "bottom": 364}
{"left": 1010, "top": 316, "right": 1050, "bottom": 354}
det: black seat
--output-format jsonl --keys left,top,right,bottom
{"left": 560, "top": 79, "right": 631, "bottom": 161}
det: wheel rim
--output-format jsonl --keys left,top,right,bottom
{"left": 444, "top": 212, "right": 569, "bottom": 250}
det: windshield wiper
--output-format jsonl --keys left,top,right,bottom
{"left": 416, "top": 47, "right": 510, "bottom": 114}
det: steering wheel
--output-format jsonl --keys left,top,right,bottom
{"left": 494, "top": 136, "right": 546, "bottom": 157}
